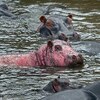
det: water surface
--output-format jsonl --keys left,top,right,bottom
{"left": 0, "top": 0, "right": 100, "bottom": 100}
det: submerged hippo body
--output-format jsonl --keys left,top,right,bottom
{"left": 0, "top": 4, "right": 16, "bottom": 18}
{"left": 39, "top": 16, "right": 80, "bottom": 41}
{"left": 41, "top": 81, "right": 100, "bottom": 100}
{"left": 0, "top": 40, "right": 83, "bottom": 67}
{"left": 75, "top": 41, "right": 100, "bottom": 56}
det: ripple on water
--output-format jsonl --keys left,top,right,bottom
{"left": 0, "top": 0, "right": 100, "bottom": 100}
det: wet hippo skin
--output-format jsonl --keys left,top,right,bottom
{"left": 41, "top": 90, "right": 97, "bottom": 100}
{"left": 0, "top": 40, "right": 83, "bottom": 67}
{"left": 75, "top": 41, "right": 100, "bottom": 56}
{"left": 41, "top": 81, "right": 100, "bottom": 100}
{"left": 43, "top": 77, "right": 83, "bottom": 93}
{"left": 39, "top": 16, "right": 80, "bottom": 41}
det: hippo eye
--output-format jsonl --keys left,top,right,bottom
{"left": 55, "top": 45, "right": 62, "bottom": 51}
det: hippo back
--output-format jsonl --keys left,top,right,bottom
{"left": 41, "top": 90, "right": 97, "bottom": 100}
{"left": 83, "top": 81, "right": 100, "bottom": 99}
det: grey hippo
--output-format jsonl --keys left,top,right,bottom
{"left": 43, "top": 76, "right": 83, "bottom": 93}
{"left": 0, "top": 3, "right": 16, "bottom": 18}
{"left": 37, "top": 15, "right": 80, "bottom": 41}
{"left": 41, "top": 81, "right": 100, "bottom": 100}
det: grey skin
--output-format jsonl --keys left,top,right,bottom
{"left": 43, "top": 76, "right": 83, "bottom": 93}
{"left": 0, "top": 4, "right": 16, "bottom": 18}
{"left": 41, "top": 81, "right": 100, "bottom": 100}
{"left": 39, "top": 16, "right": 80, "bottom": 41}
{"left": 74, "top": 41, "right": 100, "bottom": 56}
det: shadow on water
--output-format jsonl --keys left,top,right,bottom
{"left": 0, "top": 0, "right": 100, "bottom": 100}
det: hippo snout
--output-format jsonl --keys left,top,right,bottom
{"left": 69, "top": 54, "right": 83, "bottom": 67}
{"left": 77, "top": 54, "right": 84, "bottom": 64}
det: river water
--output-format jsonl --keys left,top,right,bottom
{"left": 0, "top": 0, "right": 100, "bottom": 100}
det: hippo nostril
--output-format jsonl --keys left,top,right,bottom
{"left": 72, "top": 55, "right": 77, "bottom": 60}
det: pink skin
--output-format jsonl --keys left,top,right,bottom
{"left": 0, "top": 40, "right": 83, "bottom": 67}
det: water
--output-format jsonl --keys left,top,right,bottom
{"left": 0, "top": 0, "right": 100, "bottom": 100}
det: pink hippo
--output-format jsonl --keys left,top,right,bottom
{"left": 0, "top": 40, "right": 83, "bottom": 67}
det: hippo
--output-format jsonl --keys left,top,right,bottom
{"left": 38, "top": 15, "right": 80, "bottom": 41}
{"left": 41, "top": 81, "right": 100, "bottom": 100}
{"left": 75, "top": 40, "right": 100, "bottom": 56}
{"left": 43, "top": 76, "right": 83, "bottom": 93}
{"left": 0, "top": 40, "right": 83, "bottom": 67}
{"left": 0, "top": 4, "right": 16, "bottom": 18}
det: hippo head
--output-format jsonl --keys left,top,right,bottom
{"left": 36, "top": 39, "right": 83, "bottom": 67}
{"left": 43, "top": 76, "right": 83, "bottom": 93}
{"left": 43, "top": 76, "right": 70, "bottom": 93}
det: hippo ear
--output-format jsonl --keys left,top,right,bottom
{"left": 47, "top": 40, "right": 53, "bottom": 48}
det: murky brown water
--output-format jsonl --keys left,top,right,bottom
{"left": 0, "top": 0, "right": 100, "bottom": 100}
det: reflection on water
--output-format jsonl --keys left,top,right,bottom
{"left": 0, "top": 0, "right": 100, "bottom": 99}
